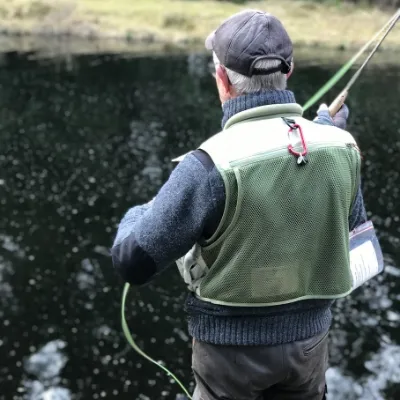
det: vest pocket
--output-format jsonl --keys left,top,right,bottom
{"left": 250, "top": 266, "right": 300, "bottom": 301}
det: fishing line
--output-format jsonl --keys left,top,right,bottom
{"left": 120, "top": 10, "right": 399, "bottom": 400}
{"left": 303, "top": 9, "right": 400, "bottom": 112}
{"left": 121, "top": 283, "right": 193, "bottom": 399}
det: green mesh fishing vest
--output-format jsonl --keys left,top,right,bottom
{"left": 175, "top": 103, "right": 361, "bottom": 306}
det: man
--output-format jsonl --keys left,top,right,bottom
{"left": 112, "top": 9, "right": 367, "bottom": 400}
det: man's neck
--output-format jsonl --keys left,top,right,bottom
{"left": 221, "top": 90, "right": 296, "bottom": 129}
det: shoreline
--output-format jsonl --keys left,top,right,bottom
{"left": 0, "top": 0, "right": 399, "bottom": 58}
{"left": 1, "top": 35, "right": 399, "bottom": 66}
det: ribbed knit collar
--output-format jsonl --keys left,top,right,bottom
{"left": 221, "top": 90, "right": 296, "bottom": 129}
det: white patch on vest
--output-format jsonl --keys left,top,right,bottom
{"left": 199, "top": 117, "right": 357, "bottom": 167}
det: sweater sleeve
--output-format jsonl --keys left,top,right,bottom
{"left": 111, "top": 153, "right": 223, "bottom": 285}
{"left": 348, "top": 184, "right": 367, "bottom": 231}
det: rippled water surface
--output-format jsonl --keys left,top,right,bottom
{"left": 0, "top": 51, "right": 399, "bottom": 400}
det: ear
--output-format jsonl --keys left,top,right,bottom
{"left": 215, "top": 64, "right": 231, "bottom": 100}
{"left": 286, "top": 62, "right": 294, "bottom": 80}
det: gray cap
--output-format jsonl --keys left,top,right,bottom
{"left": 205, "top": 10, "right": 293, "bottom": 77}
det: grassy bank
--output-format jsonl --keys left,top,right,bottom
{"left": 0, "top": 0, "right": 399, "bottom": 50}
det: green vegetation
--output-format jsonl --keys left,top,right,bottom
{"left": 0, "top": 0, "right": 399, "bottom": 50}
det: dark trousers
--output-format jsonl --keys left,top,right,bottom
{"left": 192, "top": 330, "right": 329, "bottom": 400}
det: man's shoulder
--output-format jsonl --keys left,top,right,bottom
{"left": 171, "top": 150, "right": 222, "bottom": 185}
{"left": 191, "top": 149, "right": 217, "bottom": 172}
{"left": 172, "top": 150, "right": 225, "bottom": 200}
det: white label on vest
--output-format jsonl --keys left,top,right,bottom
{"left": 350, "top": 240, "right": 379, "bottom": 290}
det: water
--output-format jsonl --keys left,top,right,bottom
{"left": 0, "top": 50, "right": 399, "bottom": 400}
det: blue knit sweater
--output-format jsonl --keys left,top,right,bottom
{"left": 112, "top": 90, "right": 367, "bottom": 346}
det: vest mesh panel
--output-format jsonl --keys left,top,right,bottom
{"left": 198, "top": 146, "right": 359, "bottom": 305}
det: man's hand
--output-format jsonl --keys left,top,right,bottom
{"left": 313, "top": 103, "right": 349, "bottom": 130}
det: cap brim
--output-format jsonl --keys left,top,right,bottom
{"left": 205, "top": 31, "right": 215, "bottom": 50}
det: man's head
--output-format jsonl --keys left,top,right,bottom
{"left": 206, "top": 10, "right": 294, "bottom": 103}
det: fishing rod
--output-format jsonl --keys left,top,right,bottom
{"left": 329, "top": 9, "right": 400, "bottom": 116}
{"left": 120, "top": 10, "right": 399, "bottom": 400}
{"left": 303, "top": 8, "right": 400, "bottom": 113}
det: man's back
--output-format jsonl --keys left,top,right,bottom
{"left": 111, "top": 9, "right": 370, "bottom": 400}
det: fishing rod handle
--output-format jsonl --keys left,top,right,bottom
{"left": 329, "top": 90, "right": 348, "bottom": 117}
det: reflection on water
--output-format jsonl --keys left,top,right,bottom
{"left": 25, "top": 340, "right": 68, "bottom": 380}
{"left": 0, "top": 51, "right": 399, "bottom": 399}
{"left": 327, "top": 343, "right": 400, "bottom": 400}
{"left": 23, "top": 340, "right": 71, "bottom": 400}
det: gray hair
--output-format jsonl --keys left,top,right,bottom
{"left": 213, "top": 52, "right": 288, "bottom": 94}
